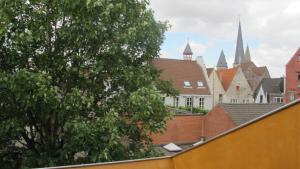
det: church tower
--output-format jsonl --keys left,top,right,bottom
{"left": 233, "top": 21, "right": 245, "bottom": 67}
{"left": 216, "top": 50, "right": 228, "bottom": 70}
{"left": 183, "top": 43, "right": 193, "bottom": 60}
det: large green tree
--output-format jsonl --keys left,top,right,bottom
{"left": 0, "top": 0, "right": 177, "bottom": 168}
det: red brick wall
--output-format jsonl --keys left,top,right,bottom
{"left": 285, "top": 48, "right": 300, "bottom": 103}
{"left": 204, "top": 105, "right": 236, "bottom": 139}
{"left": 151, "top": 115, "right": 204, "bottom": 145}
{"left": 151, "top": 107, "right": 237, "bottom": 145}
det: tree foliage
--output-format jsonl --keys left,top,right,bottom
{"left": 0, "top": 0, "right": 175, "bottom": 168}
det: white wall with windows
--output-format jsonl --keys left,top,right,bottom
{"left": 163, "top": 94, "right": 213, "bottom": 110}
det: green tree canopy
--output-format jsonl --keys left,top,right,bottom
{"left": 0, "top": 0, "right": 177, "bottom": 168}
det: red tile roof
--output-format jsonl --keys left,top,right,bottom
{"left": 152, "top": 58, "right": 210, "bottom": 95}
{"left": 216, "top": 67, "right": 238, "bottom": 91}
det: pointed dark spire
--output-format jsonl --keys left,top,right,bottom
{"left": 216, "top": 50, "right": 228, "bottom": 69}
{"left": 183, "top": 43, "right": 193, "bottom": 60}
{"left": 234, "top": 21, "right": 245, "bottom": 66}
{"left": 242, "top": 44, "right": 252, "bottom": 63}
{"left": 183, "top": 43, "right": 193, "bottom": 55}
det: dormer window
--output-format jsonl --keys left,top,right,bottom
{"left": 184, "top": 81, "right": 192, "bottom": 88}
{"left": 197, "top": 81, "right": 204, "bottom": 88}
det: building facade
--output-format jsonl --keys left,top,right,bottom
{"left": 254, "top": 78, "right": 284, "bottom": 104}
{"left": 152, "top": 46, "right": 213, "bottom": 110}
{"left": 216, "top": 67, "right": 254, "bottom": 104}
{"left": 285, "top": 48, "right": 300, "bottom": 103}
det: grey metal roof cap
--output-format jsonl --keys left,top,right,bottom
{"left": 217, "top": 50, "right": 228, "bottom": 68}
{"left": 183, "top": 43, "right": 193, "bottom": 55}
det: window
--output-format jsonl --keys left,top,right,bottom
{"left": 259, "top": 95, "right": 263, "bottom": 103}
{"left": 230, "top": 99, "right": 237, "bottom": 104}
{"left": 297, "top": 72, "right": 300, "bottom": 81}
{"left": 274, "top": 97, "right": 283, "bottom": 103}
{"left": 298, "top": 55, "right": 300, "bottom": 61}
{"left": 162, "top": 97, "right": 165, "bottom": 103}
{"left": 197, "top": 81, "right": 204, "bottom": 87}
{"left": 186, "top": 97, "right": 192, "bottom": 107}
{"left": 289, "top": 92, "right": 295, "bottom": 101}
{"left": 184, "top": 81, "right": 192, "bottom": 88}
{"left": 236, "top": 86, "right": 240, "bottom": 91}
{"left": 219, "top": 94, "right": 223, "bottom": 103}
{"left": 199, "top": 97, "right": 204, "bottom": 109}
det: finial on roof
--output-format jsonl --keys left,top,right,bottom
{"left": 242, "top": 44, "right": 252, "bottom": 63}
{"left": 183, "top": 43, "right": 193, "bottom": 60}
{"left": 234, "top": 21, "right": 245, "bottom": 67}
{"left": 217, "top": 50, "right": 228, "bottom": 70}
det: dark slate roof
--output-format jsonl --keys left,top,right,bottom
{"left": 234, "top": 21, "right": 245, "bottom": 65}
{"left": 260, "top": 78, "right": 284, "bottom": 95}
{"left": 216, "top": 50, "right": 228, "bottom": 68}
{"left": 221, "top": 103, "right": 284, "bottom": 126}
{"left": 183, "top": 43, "right": 193, "bottom": 55}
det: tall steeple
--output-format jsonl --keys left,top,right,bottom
{"left": 216, "top": 50, "right": 228, "bottom": 70}
{"left": 183, "top": 43, "right": 193, "bottom": 60}
{"left": 242, "top": 44, "right": 252, "bottom": 63}
{"left": 233, "top": 21, "right": 245, "bottom": 67}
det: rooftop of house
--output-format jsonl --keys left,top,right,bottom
{"left": 239, "top": 62, "right": 270, "bottom": 91}
{"left": 255, "top": 78, "right": 284, "bottom": 97}
{"left": 216, "top": 67, "right": 239, "bottom": 91}
{"left": 220, "top": 103, "right": 284, "bottom": 126}
{"left": 152, "top": 58, "right": 210, "bottom": 95}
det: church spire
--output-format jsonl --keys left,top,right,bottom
{"left": 243, "top": 44, "right": 252, "bottom": 63}
{"left": 216, "top": 50, "right": 228, "bottom": 70}
{"left": 183, "top": 43, "right": 193, "bottom": 60}
{"left": 234, "top": 21, "right": 245, "bottom": 67}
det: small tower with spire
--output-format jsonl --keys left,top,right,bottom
{"left": 233, "top": 21, "right": 245, "bottom": 67}
{"left": 216, "top": 50, "right": 228, "bottom": 70}
{"left": 183, "top": 43, "right": 193, "bottom": 60}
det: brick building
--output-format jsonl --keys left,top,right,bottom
{"left": 285, "top": 48, "right": 300, "bottom": 103}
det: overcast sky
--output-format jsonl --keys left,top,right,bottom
{"left": 150, "top": 0, "right": 300, "bottom": 77}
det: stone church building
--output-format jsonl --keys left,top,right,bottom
{"left": 207, "top": 21, "right": 270, "bottom": 106}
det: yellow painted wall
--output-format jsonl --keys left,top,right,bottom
{"left": 52, "top": 102, "right": 300, "bottom": 169}
{"left": 173, "top": 103, "right": 300, "bottom": 169}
